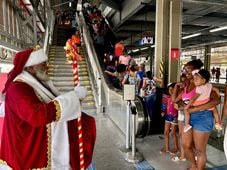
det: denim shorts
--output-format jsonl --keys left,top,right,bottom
{"left": 190, "top": 110, "right": 214, "bottom": 132}
{"left": 165, "top": 114, "right": 178, "bottom": 125}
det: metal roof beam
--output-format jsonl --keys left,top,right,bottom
{"left": 101, "top": 0, "right": 120, "bottom": 11}
{"left": 110, "top": 0, "right": 153, "bottom": 31}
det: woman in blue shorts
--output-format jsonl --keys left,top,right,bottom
{"left": 182, "top": 60, "right": 220, "bottom": 170}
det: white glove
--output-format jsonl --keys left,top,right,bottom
{"left": 74, "top": 86, "right": 87, "bottom": 99}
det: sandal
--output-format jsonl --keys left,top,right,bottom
{"left": 171, "top": 156, "right": 186, "bottom": 162}
{"left": 215, "top": 123, "right": 223, "bottom": 131}
{"left": 170, "top": 149, "right": 179, "bottom": 155}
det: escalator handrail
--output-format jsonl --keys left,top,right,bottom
{"left": 78, "top": 12, "right": 149, "bottom": 137}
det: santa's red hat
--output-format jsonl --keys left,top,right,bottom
{"left": 2, "top": 48, "right": 48, "bottom": 93}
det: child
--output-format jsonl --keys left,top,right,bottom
{"left": 160, "top": 83, "right": 179, "bottom": 155}
{"left": 184, "top": 69, "right": 222, "bottom": 132}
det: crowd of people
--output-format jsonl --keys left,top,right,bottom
{"left": 55, "top": 9, "right": 76, "bottom": 27}
{"left": 211, "top": 66, "right": 227, "bottom": 83}
{"left": 82, "top": 5, "right": 227, "bottom": 170}
{"left": 159, "top": 59, "right": 227, "bottom": 170}
{"left": 1, "top": 1, "right": 227, "bottom": 170}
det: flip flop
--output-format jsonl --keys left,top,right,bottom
{"left": 171, "top": 156, "right": 186, "bottom": 162}
{"left": 215, "top": 123, "right": 223, "bottom": 131}
{"left": 170, "top": 150, "right": 180, "bottom": 155}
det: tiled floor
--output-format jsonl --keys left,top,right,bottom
{"left": 93, "top": 112, "right": 227, "bottom": 170}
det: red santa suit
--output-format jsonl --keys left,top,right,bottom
{"left": 0, "top": 49, "right": 96, "bottom": 170}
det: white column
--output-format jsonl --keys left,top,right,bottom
{"left": 168, "top": 0, "right": 182, "bottom": 83}
{"left": 154, "top": 0, "right": 169, "bottom": 86}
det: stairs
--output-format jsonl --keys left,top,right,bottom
{"left": 48, "top": 46, "right": 97, "bottom": 115}
{"left": 52, "top": 25, "right": 74, "bottom": 46}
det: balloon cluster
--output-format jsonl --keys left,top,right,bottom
{"left": 64, "top": 37, "right": 81, "bottom": 63}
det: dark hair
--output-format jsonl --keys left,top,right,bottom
{"left": 180, "top": 73, "right": 186, "bottom": 78}
{"left": 146, "top": 71, "right": 153, "bottom": 79}
{"left": 130, "top": 65, "right": 136, "bottom": 72}
{"left": 122, "top": 48, "right": 128, "bottom": 55}
{"left": 187, "top": 59, "right": 203, "bottom": 69}
{"left": 117, "top": 64, "right": 126, "bottom": 73}
{"left": 167, "top": 82, "right": 176, "bottom": 89}
{"left": 197, "top": 69, "right": 210, "bottom": 82}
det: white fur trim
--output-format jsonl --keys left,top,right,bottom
{"left": 55, "top": 91, "right": 82, "bottom": 122}
{"left": 0, "top": 164, "right": 12, "bottom": 170}
{"left": 74, "top": 86, "right": 87, "bottom": 99}
{"left": 24, "top": 49, "right": 48, "bottom": 67}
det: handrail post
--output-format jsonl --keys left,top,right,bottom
{"left": 124, "top": 102, "right": 143, "bottom": 163}
{"left": 126, "top": 101, "right": 130, "bottom": 149}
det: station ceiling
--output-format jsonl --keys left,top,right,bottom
{"left": 104, "top": 0, "right": 227, "bottom": 52}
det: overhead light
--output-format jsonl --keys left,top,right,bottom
{"left": 103, "top": 6, "right": 112, "bottom": 17}
{"left": 132, "top": 49, "right": 139, "bottom": 53}
{"left": 182, "top": 33, "right": 201, "bottom": 40}
{"left": 141, "top": 47, "right": 149, "bottom": 51}
{"left": 69, "top": 2, "right": 72, "bottom": 7}
{"left": 150, "top": 45, "right": 155, "bottom": 48}
{"left": 209, "top": 26, "right": 227, "bottom": 32}
{"left": 77, "top": 0, "right": 82, "bottom": 11}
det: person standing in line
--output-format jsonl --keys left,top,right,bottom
{"left": 215, "top": 67, "right": 221, "bottom": 82}
{"left": 117, "top": 49, "right": 131, "bottom": 73}
{"left": 179, "top": 60, "right": 219, "bottom": 170}
{"left": 114, "top": 41, "right": 124, "bottom": 58}
{"left": 160, "top": 83, "right": 179, "bottom": 155}
{"left": 225, "top": 68, "right": 227, "bottom": 83}
{"left": 122, "top": 65, "right": 141, "bottom": 96}
{"left": 183, "top": 69, "right": 222, "bottom": 132}
{"left": 171, "top": 73, "right": 188, "bottom": 162}
{"left": 141, "top": 71, "right": 162, "bottom": 119}
{"left": 222, "top": 85, "right": 227, "bottom": 159}
{"left": 0, "top": 48, "right": 96, "bottom": 170}
{"left": 211, "top": 66, "right": 216, "bottom": 81}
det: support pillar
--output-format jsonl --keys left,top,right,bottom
{"left": 154, "top": 0, "right": 169, "bottom": 87}
{"left": 168, "top": 0, "right": 182, "bottom": 83}
{"left": 204, "top": 45, "right": 211, "bottom": 71}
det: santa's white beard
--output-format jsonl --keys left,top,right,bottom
{"left": 36, "top": 69, "right": 49, "bottom": 81}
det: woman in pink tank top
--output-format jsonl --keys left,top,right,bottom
{"left": 172, "top": 59, "right": 220, "bottom": 170}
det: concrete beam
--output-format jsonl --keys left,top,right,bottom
{"left": 116, "top": 22, "right": 155, "bottom": 32}
{"left": 101, "top": 0, "right": 120, "bottom": 11}
{"left": 111, "top": 0, "right": 152, "bottom": 31}
{"left": 130, "top": 12, "right": 156, "bottom": 22}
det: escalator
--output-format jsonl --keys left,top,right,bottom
{"left": 78, "top": 13, "right": 164, "bottom": 138}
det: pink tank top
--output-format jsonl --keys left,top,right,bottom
{"left": 166, "top": 97, "right": 178, "bottom": 116}
{"left": 182, "top": 86, "right": 196, "bottom": 104}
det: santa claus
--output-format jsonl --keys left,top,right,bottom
{"left": 0, "top": 48, "right": 96, "bottom": 169}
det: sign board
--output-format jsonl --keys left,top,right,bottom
{"left": 139, "top": 33, "right": 154, "bottom": 45}
{"left": 170, "top": 48, "right": 180, "bottom": 60}
{"left": 123, "top": 84, "right": 136, "bottom": 101}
